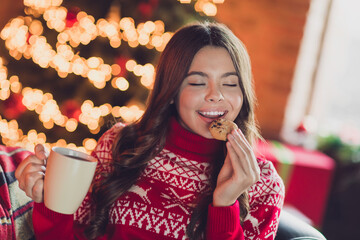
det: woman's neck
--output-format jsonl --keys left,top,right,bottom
{"left": 164, "top": 117, "right": 224, "bottom": 163}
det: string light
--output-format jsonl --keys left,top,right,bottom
{"left": 0, "top": 57, "right": 144, "bottom": 153}
{"left": 0, "top": 0, "right": 223, "bottom": 152}
{"left": 1, "top": 8, "right": 168, "bottom": 91}
{"left": 178, "top": 0, "right": 225, "bottom": 16}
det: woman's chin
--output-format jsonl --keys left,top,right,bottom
{"left": 199, "top": 131, "right": 215, "bottom": 140}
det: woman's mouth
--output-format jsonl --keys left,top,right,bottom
{"left": 197, "top": 110, "right": 227, "bottom": 119}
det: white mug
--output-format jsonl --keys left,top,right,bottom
{"left": 44, "top": 147, "right": 97, "bottom": 214}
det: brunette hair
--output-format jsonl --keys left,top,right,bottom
{"left": 85, "top": 21, "right": 259, "bottom": 239}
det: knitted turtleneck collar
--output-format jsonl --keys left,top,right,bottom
{"left": 164, "top": 117, "right": 224, "bottom": 163}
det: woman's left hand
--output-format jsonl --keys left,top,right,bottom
{"left": 213, "top": 128, "right": 261, "bottom": 207}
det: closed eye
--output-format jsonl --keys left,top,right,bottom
{"left": 223, "top": 84, "right": 238, "bottom": 87}
{"left": 189, "top": 83, "right": 205, "bottom": 86}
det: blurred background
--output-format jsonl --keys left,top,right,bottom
{"left": 0, "top": 0, "right": 359, "bottom": 239}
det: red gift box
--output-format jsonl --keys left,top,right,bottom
{"left": 255, "top": 140, "right": 335, "bottom": 227}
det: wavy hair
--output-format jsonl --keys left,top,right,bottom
{"left": 85, "top": 22, "right": 259, "bottom": 239}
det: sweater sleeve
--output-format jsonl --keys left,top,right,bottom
{"left": 206, "top": 201, "right": 244, "bottom": 240}
{"left": 32, "top": 202, "right": 82, "bottom": 240}
{"left": 32, "top": 123, "right": 124, "bottom": 240}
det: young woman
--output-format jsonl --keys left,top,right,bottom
{"left": 15, "top": 22, "right": 284, "bottom": 240}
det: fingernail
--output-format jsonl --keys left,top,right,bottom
{"left": 41, "top": 166, "right": 46, "bottom": 171}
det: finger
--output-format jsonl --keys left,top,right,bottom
{"left": 228, "top": 133, "right": 259, "bottom": 180}
{"left": 15, "top": 154, "right": 44, "bottom": 180}
{"left": 233, "top": 128, "right": 252, "bottom": 150}
{"left": 18, "top": 163, "right": 44, "bottom": 191}
{"left": 227, "top": 130, "right": 250, "bottom": 160}
{"left": 226, "top": 140, "right": 258, "bottom": 195}
{"left": 32, "top": 178, "right": 44, "bottom": 203}
{"left": 22, "top": 170, "right": 45, "bottom": 199}
{"left": 228, "top": 133, "right": 249, "bottom": 164}
{"left": 232, "top": 130, "right": 260, "bottom": 173}
{"left": 19, "top": 162, "right": 45, "bottom": 190}
{"left": 35, "top": 144, "right": 49, "bottom": 163}
{"left": 226, "top": 139, "right": 247, "bottom": 174}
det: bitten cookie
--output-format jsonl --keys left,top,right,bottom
{"left": 209, "top": 119, "right": 238, "bottom": 141}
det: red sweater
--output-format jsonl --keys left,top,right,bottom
{"left": 32, "top": 118, "right": 284, "bottom": 239}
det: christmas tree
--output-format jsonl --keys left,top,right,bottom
{"left": 0, "top": 0, "right": 224, "bottom": 153}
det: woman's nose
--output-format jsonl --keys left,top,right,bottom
{"left": 205, "top": 84, "right": 224, "bottom": 102}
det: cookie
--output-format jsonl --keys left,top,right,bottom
{"left": 209, "top": 119, "right": 238, "bottom": 141}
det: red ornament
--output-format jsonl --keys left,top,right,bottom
{"left": 26, "top": 32, "right": 32, "bottom": 45}
{"left": 115, "top": 56, "right": 129, "bottom": 78}
{"left": 3, "top": 93, "right": 26, "bottom": 119}
{"left": 66, "top": 7, "right": 80, "bottom": 28}
{"left": 138, "top": 3, "right": 153, "bottom": 19}
{"left": 60, "top": 100, "right": 81, "bottom": 121}
{"left": 137, "top": 0, "right": 158, "bottom": 20}
{"left": 296, "top": 122, "right": 308, "bottom": 133}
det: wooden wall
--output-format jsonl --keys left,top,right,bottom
{"left": 216, "top": 0, "right": 311, "bottom": 139}
{"left": 0, "top": 0, "right": 23, "bottom": 30}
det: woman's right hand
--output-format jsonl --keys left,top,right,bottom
{"left": 15, "top": 144, "right": 49, "bottom": 203}
{"left": 213, "top": 129, "right": 260, "bottom": 207}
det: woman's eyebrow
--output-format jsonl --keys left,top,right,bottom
{"left": 185, "top": 71, "right": 207, "bottom": 77}
{"left": 185, "top": 71, "right": 238, "bottom": 78}
{"left": 222, "top": 72, "right": 238, "bottom": 78}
